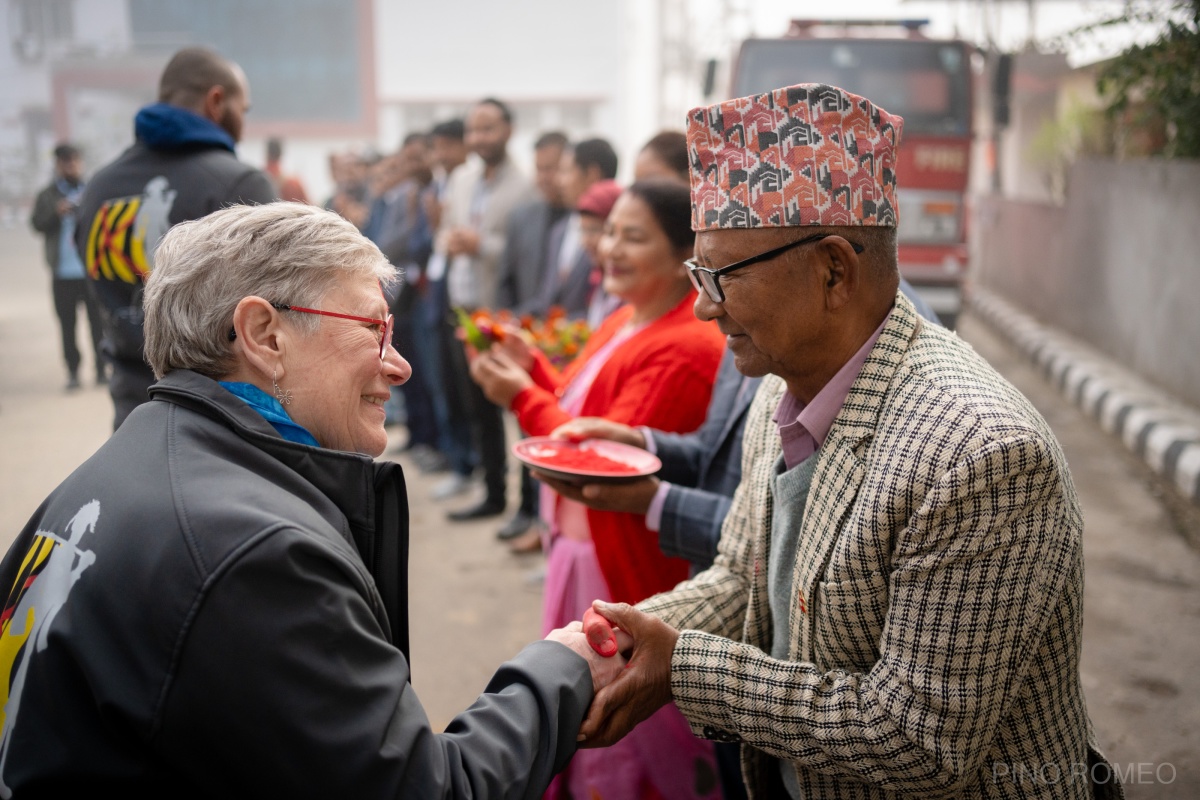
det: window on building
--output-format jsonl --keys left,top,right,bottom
{"left": 15, "top": 0, "right": 74, "bottom": 39}
{"left": 11, "top": 0, "right": 75, "bottom": 61}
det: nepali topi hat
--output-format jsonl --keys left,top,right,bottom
{"left": 687, "top": 83, "right": 903, "bottom": 231}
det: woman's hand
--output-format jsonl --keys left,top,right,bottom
{"left": 545, "top": 621, "right": 629, "bottom": 696}
{"left": 551, "top": 417, "right": 646, "bottom": 449}
{"left": 469, "top": 350, "right": 533, "bottom": 408}
{"left": 493, "top": 324, "right": 535, "bottom": 372}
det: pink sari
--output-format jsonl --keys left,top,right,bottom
{"left": 539, "top": 324, "right": 720, "bottom": 800}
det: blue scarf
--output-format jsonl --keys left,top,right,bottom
{"left": 219, "top": 382, "right": 320, "bottom": 447}
{"left": 134, "top": 102, "right": 236, "bottom": 153}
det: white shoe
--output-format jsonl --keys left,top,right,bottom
{"left": 431, "top": 473, "right": 474, "bottom": 501}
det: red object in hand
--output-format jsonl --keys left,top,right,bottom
{"left": 535, "top": 446, "right": 639, "bottom": 475}
{"left": 583, "top": 607, "right": 618, "bottom": 657}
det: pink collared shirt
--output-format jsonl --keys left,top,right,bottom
{"left": 773, "top": 312, "right": 891, "bottom": 470}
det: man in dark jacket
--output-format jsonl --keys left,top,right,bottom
{"left": 76, "top": 46, "right": 276, "bottom": 429}
{"left": 31, "top": 143, "right": 105, "bottom": 390}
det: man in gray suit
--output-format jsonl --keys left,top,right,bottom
{"left": 535, "top": 138, "right": 619, "bottom": 319}
{"left": 495, "top": 132, "right": 569, "bottom": 315}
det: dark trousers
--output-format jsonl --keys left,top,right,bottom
{"left": 445, "top": 325, "right": 507, "bottom": 506}
{"left": 716, "top": 741, "right": 748, "bottom": 800}
{"left": 393, "top": 301, "right": 440, "bottom": 449}
{"left": 428, "top": 279, "right": 476, "bottom": 476}
{"left": 109, "top": 359, "right": 156, "bottom": 431}
{"left": 52, "top": 278, "right": 104, "bottom": 377}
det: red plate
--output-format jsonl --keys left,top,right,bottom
{"left": 512, "top": 436, "right": 662, "bottom": 485}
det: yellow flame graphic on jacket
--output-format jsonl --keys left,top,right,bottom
{"left": 83, "top": 176, "right": 176, "bottom": 285}
{"left": 84, "top": 197, "right": 150, "bottom": 284}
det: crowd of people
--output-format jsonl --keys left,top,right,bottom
{"left": 310, "top": 98, "right": 703, "bottom": 557}
{"left": 7, "top": 44, "right": 1124, "bottom": 799}
{"left": 312, "top": 102, "right": 741, "bottom": 797}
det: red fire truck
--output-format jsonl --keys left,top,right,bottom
{"left": 730, "top": 19, "right": 976, "bottom": 327}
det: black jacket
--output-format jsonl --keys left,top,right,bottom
{"left": 0, "top": 371, "right": 590, "bottom": 797}
{"left": 30, "top": 179, "right": 83, "bottom": 273}
{"left": 74, "top": 105, "right": 275, "bottom": 366}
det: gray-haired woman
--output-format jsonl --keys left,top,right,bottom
{"left": 0, "top": 203, "right": 624, "bottom": 797}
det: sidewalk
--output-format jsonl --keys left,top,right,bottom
{"left": 971, "top": 287, "right": 1200, "bottom": 512}
{"left": 957, "top": 311, "right": 1200, "bottom": 797}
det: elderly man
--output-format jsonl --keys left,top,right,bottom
{"left": 568, "top": 84, "right": 1121, "bottom": 799}
{"left": 76, "top": 47, "right": 275, "bottom": 429}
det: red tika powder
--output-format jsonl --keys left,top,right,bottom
{"left": 537, "top": 446, "right": 639, "bottom": 475}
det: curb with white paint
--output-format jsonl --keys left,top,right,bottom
{"left": 969, "top": 288, "right": 1200, "bottom": 506}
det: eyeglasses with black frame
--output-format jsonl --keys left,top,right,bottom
{"left": 270, "top": 302, "right": 394, "bottom": 360}
{"left": 684, "top": 233, "right": 865, "bottom": 304}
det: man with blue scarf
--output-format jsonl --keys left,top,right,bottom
{"left": 76, "top": 47, "right": 275, "bottom": 429}
{"left": 32, "top": 143, "right": 105, "bottom": 391}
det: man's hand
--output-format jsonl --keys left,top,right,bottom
{"left": 534, "top": 472, "right": 660, "bottom": 515}
{"left": 551, "top": 417, "right": 646, "bottom": 449}
{"left": 577, "top": 601, "right": 679, "bottom": 748}
{"left": 445, "top": 227, "right": 481, "bottom": 257}
{"left": 422, "top": 191, "right": 443, "bottom": 233}
{"left": 544, "top": 621, "right": 628, "bottom": 694}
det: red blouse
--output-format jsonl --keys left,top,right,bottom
{"left": 510, "top": 291, "right": 725, "bottom": 604}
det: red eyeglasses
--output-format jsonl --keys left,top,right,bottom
{"left": 271, "top": 302, "right": 394, "bottom": 360}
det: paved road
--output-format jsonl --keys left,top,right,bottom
{"left": 1, "top": 225, "right": 1197, "bottom": 796}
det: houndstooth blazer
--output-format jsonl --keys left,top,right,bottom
{"left": 639, "top": 293, "right": 1121, "bottom": 799}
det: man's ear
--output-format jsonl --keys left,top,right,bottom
{"left": 818, "top": 236, "right": 861, "bottom": 311}
{"left": 202, "top": 84, "right": 226, "bottom": 125}
{"left": 230, "top": 297, "right": 286, "bottom": 378}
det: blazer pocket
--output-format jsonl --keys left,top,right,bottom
{"left": 812, "top": 571, "right": 889, "bottom": 672}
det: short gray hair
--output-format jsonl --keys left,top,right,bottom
{"left": 143, "top": 202, "right": 396, "bottom": 379}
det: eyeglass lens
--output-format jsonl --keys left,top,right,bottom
{"left": 380, "top": 315, "right": 394, "bottom": 359}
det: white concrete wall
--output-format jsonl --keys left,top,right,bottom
{"left": 0, "top": 0, "right": 130, "bottom": 201}
{"left": 974, "top": 159, "right": 1200, "bottom": 407}
{"left": 373, "top": 0, "right": 625, "bottom": 178}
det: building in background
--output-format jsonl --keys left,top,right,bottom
{"left": 0, "top": 0, "right": 130, "bottom": 223}
{"left": 2, "top": 0, "right": 640, "bottom": 208}
{"left": 0, "top": 0, "right": 1143, "bottom": 214}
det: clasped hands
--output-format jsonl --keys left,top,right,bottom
{"left": 548, "top": 600, "right": 680, "bottom": 748}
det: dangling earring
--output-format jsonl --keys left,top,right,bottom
{"left": 273, "top": 369, "right": 292, "bottom": 406}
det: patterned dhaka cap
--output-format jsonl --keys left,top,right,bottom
{"left": 687, "top": 83, "right": 903, "bottom": 230}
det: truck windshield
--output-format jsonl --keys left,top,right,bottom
{"left": 733, "top": 39, "right": 971, "bottom": 136}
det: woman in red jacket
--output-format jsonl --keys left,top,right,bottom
{"left": 471, "top": 180, "right": 725, "bottom": 800}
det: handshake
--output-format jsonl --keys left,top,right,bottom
{"left": 544, "top": 601, "right": 680, "bottom": 748}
